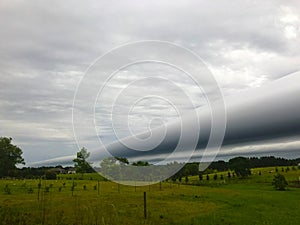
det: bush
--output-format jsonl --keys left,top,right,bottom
{"left": 45, "top": 171, "right": 57, "bottom": 180}
{"left": 272, "top": 174, "right": 288, "bottom": 191}
{"left": 213, "top": 174, "right": 218, "bottom": 180}
{"left": 185, "top": 176, "right": 189, "bottom": 184}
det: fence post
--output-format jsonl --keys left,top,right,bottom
{"left": 144, "top": 192, "right": 147, "bottom": 219}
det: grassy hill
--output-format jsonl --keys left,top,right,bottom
{"left": 0, "top": 166, "right": 299, "bottom": 225}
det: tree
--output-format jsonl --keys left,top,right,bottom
{"left": 115, "top": 157, "right": 129, "bottom": 164}
{"left": 73, "top": 147, "right": 93, "bottom": 175}
{"left": 0, "top": 137, "right": 25, "bottom": 177}
{"left": 229, "top": 157, "right": 252, "bottom": 178}
{"left": 132, "top": 161, "right": 150, "bottom": 166}
{"left": 45, "top": 170, "right": 57, "bottom": 180}
{"left": 272, "top": 174, "right": 288, "bottom": 191}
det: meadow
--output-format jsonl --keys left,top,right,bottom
{"left": 0, "top": 166, "right": 299, "bottom": 225}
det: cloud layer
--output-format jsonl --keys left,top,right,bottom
{"left": 0, "top": 0, "right": 300, "bottom": 164}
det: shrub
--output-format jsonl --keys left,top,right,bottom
{"left": 185, "top": 176, "right": 189, "bottom": 184}
{"left": 227, "top": 172, "right": 231, "bottom": 178}
{"left": 206, "top": 174, "right": 209, "bottom": 181}
{"left": 213, "top": 174, "right": 218, "bottom": 180}
{"left": 198, "top": 174, "right": 203, "bottom": 181}
{"left": 45, "top": 171, "right": 57, "bottom": 180}
{"left": 272, "top": 174, "right": 288, "bottom": 191}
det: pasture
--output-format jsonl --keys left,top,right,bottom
{"left": 0, "top": 166, "right": 300, "bottom": 225}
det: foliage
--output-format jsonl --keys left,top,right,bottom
{"left": 73, "top": 147, "right": 93, "bottom": 174}
{"left": 272, "top": 173, "right": 288, "bottom": 191}
{"left": 45, "top": 170, "right": 57, "bottom": 180}
{"left": 0, "top": 137, "right": 25, "bottom": 178}
{"left": 229, "top": 157, "right": 252, "bottom": 178}
{"left": 115, "top": 157, "right": 129, "bottom": 164}
{"left": 0, "top": 167, "right": 299, "bottom": 225}
{"left": 132, "top": 161, "right": 150, "bottom": 166}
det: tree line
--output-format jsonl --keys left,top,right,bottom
{"left": 1, "top": 137, "right": 300, "bottom": 180}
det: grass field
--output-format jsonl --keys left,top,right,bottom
{"left": 0, "top": 166, "right": 299, "bottom": 225}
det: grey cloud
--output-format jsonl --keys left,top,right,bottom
{"left": 1, "top": 0, "right": 300, "bottom": 164}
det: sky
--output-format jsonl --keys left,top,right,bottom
{"left": 0, "top": 0, "right": 300, "bottom": 165}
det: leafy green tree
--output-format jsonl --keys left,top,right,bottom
{"left": 229, "top": 157, "right": 251, "bottom": 178}
{"left": 115, "top": 157, "right": 129, "bottom": 164}
{"left": 45, "top": 170, "right": 57, "bottom": 180}
{"left": 132, "top": 161, "right": 150, "bottom": 166}
{"left": 0, "top": 137, "right": 25, "bottom": 177}
{"left": 73, "top": 147, "right": 93, "bottom": 175}
{"left": 272, "top": 174, "right": 288, "bottom": 191}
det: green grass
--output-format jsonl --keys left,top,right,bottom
{"left": 0, "top": 167, "right": 300, "bottom": 225}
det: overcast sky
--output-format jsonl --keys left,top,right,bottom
{"left": 1, "top": 0, "right": 300, "bottom": 164}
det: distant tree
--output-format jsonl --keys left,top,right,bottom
{"left": 213, "top": 174, "right": 218, "bottom": 180}
{"left": 272, "top": 174, "right": 288, "bottom": 191}
{"left": 115, "top": 157, "right": 129, "bottom": 164}
{"left": 45, "top": 170, "right": 57, "bottom": 180}
{"left": 0, "top": 137, "right": 25, "bottom": 177}
{"left": 229, "top": 157, "right": 252, "bottom": 178}
{"left": 132, "top": 161, "right": 150, "bottom": 166}
{"left": 73, "top": 147, "right": 93, "bottom": 175}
